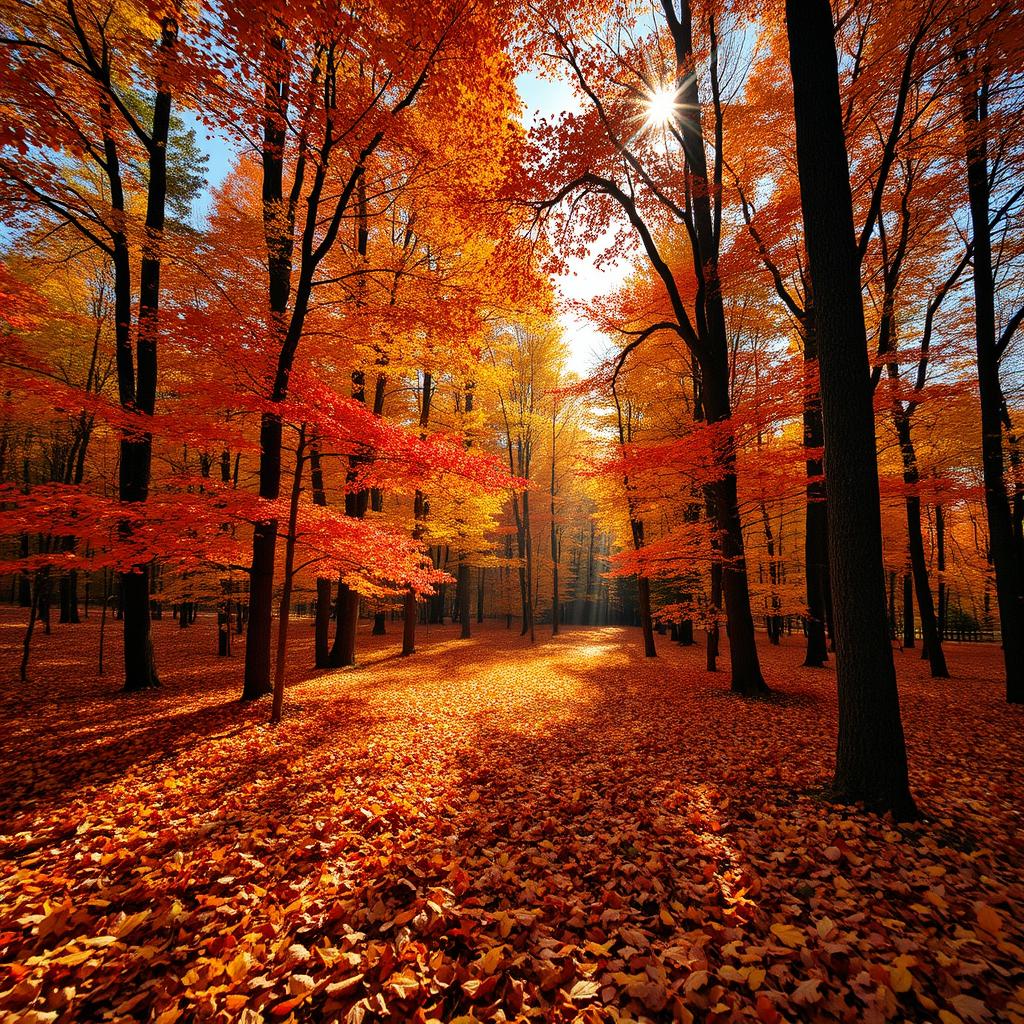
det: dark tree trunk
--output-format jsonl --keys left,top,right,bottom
{"left": 905, "top": 489, "right": 948, "bottom": 677}
{"left": 372, "top": 610, "right": 386, "bottom": 636}
{"left": 328, "top": 580, "right": 358, "bottom": 667}
{"left": 402, "top": 588, "right": 417, "bottom": 657}
{"left": 402, "top": 373, "right": 433, "bottom": 656}
{"left": 707, "top": 558, "right": 721, "bottom": 672}
{"left": 803, "top": 321, "right": 829, "bottom": 667}
{"left": 477, "top": 568, "right": 485, "bottom": 623}
{"left": 309, "top": 441, "right": 332, "bottom": 668}
{"left": 787, "top": 0, "right": 914, "bottom": 816}
{"left": 458, "top": 558, "right": 472, "bottom": 639}
{"left": 315, "top": 577, "right": 332, "bottom": 667}
{"left": 119, "top": 21, "right": 176, "bottom": 692}
{"left": 678, "top": 619, "right": 694, "bottom": 645}
{"left": 936, "top": 501, "right": 947, "bottom": 641}
{"left": 217, "top": 597, "right": 231, "bottom": 656}
{"left": 17, "top": 533, "right": 31, "bottom": 606}
{"left": 664, "top": 0, "right": 766, "bottom": 695}
{"left": 708, "top": 465, "right": 766, "bottom": 692}
{"left": 958, "top": 54, "right": 1024, "bottom": 703}
{"left": 20, "top": 568, "right": 49, "bottom": 682}
{"left": 903, "top": 573, "right": 915, "bottom": 649}
{"left": 638, "top": 576, "right": 656, "bottom": 657}
{"left": 59, "top": 571, "right": 80, "bottom": 623}
{"left": 271, "top": 425, "right": 305, "bottom": 725}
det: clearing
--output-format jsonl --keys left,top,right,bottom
{"left": 1, "top": 617, "right": 1022, "bottom": 1023}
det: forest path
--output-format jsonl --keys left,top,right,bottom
{"left": 1, "top": 615, "right": 1022, "bottom": 1023}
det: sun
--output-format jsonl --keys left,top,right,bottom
{"left": 644, "top": 85, "right": 678, "bottom": 127}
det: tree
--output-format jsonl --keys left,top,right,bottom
{"left": 785, "top": 0, "right": 914, "bottom": 817}
{"left": 0, "top": 0, "right": 207, "bottom": 689}
{"left": 953, "top": 6, "right": 1024, "bottom": 703}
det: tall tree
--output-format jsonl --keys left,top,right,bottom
{"left": 785, "top": 0, "right": 914, "bottom": 816}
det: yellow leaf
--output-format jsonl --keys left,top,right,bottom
{"left": 226, "top": 951, "right": 250, "bottom": 982}
{"left": 569, "top": 979, "right": 600, "bottom": 1001}
{"left": 672, "top": 998, "right": 694, "bottom": 1024}
{"left": 747, "top": 968, "right": 766, "bottom": 991}
{"left": 938, "top": 1013, "right": 964, "bottom": 1024}
{"left": 115, "top": 910, "right": 150, "bottom": 938}
{"left": 816, "top": 917, "right": 835, "bottom": 940}
{"left": 493, "top": 911, "right": 513, "bottom": 938}
{"left": 770, "top": 923, "right": 806, "bottom": 948}
{"left": 660, "top": 907, "right": 675, "bottom": 927}
{"left": 889, "top": 966, "right": 913, "bottom": 993}
{"left": 479, "top": 945, "right": 504, "bottom": 974}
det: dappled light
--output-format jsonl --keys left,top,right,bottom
{"left": 2, "top": 618, "right": 1022, "bottom": 1023}
{"left": 2, "top": 0, "right": 1023, "bottom": 1020}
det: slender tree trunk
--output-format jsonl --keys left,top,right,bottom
{"left": 888, "top": 571, "right": 897, "bottom": 640}
{"left": 665, "top": 0, "right": 766, "bottom": 695}
{"left": 120, "top": 21, "right": 176, "bottom": 692}
{"left": 315, "top": 577, "right": 331, "bottom": 666}
{"left": 891, "top": 411, "right": 947, "bottom": 675}
{"left": 271, "top": 425, "right": 305, "bottom": 725}
{"left": 936, "top": 501, "right": 947, "bottom": 641}
{"left": 958, "top": 54, "right": 1024, "bottom": 703}
{"left": 903, "top": 573, "right": 915, "bottom": 648}
{"left": 707, "top": 558, "right": 721, "bottom": 672}
{"left": 403, "top": 372, "right": 433, "bottom": 656}
{"left": 20, "top": 568, "right": 48, "bottom": 682}
{"left": 638, "top": 576, "right": 656, "bottom": 657}
{"left": 98, "top": 568, "right": 108, "bottom": 676}
{"left": 709, "top": 464, "right": 766, "bottom": 692}
{"left": 787, "top": 0, "right": 914, "bottom": 816}
{"left": 803, "top": 321, "right": 829, "bottom": 666}
{"left": 309, "top": 440, "right": 332, "bottom": 668}
{"left": 550, "top": 401, "right": 560, "bottom": 635}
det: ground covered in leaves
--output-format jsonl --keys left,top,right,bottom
{"left": 1, "top": 613, "right": 1022, "bottom": 1024}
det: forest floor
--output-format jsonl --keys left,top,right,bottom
{"left": 1, "top": 612, "right": 1022, "bottom": 1024}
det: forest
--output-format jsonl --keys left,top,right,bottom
{"left": 0, "top": 0, "right": 1022, "bottom": 1021}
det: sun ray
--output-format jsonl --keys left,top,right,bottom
{"left": 644, "top": 84, "right": 678, "bottom": 127}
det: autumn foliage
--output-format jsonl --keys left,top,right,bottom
{"left": 2, "top": 0, "right": 1024, "bottom": 1019}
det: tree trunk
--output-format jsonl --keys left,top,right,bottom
{"left": 458, "top": 558, "right": 472, "bottom": 639}
{"left": 315, "top": 577, "right": 332, "bottom": 666}
{"left": 786, "top": 0, "right": 914, "bottom": 816}
{"left": 903, "top": 573, "right": 915, "bottom": 648}
{"left": 636, "top": 576, "right": 656, "bottom": 657}
{"left": 905, "top": 491, "right": 948, "bottom": 676}
{"left": 958, "top": 53, "right": 1024, "bottom": 703}
{"left": 936, "top": 500, "right": 947, "bottom": 641}
{"left": 402, "top": 589, "right": 418, "bottom": 657}
{"left": 271, "top": 425, "right": 305, "bottom": 725}
{"left": 803, "top": 321, "right": 829, "bottom": 667}
{"left": 328, "top": 580, "right": 358, "bottom": 667}
{"left": 664, "top": 0, "right": 765, "bottom": 694}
